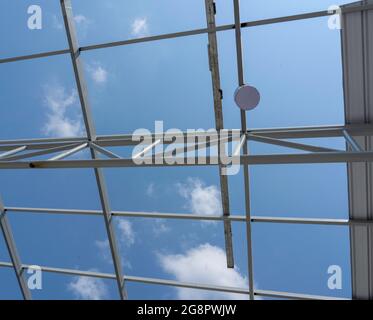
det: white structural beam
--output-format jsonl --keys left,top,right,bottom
{"left": 0, "top": 195, "right": 31, "bottom": 299}
{"left": 1, "top": 4, "right": 372, "bottom": 66}
{"left": 343, "top": 130, "right": 364, "bottom": 152}
{"left": 342, "top": 0, "right": 373, "bottom": 300}
{"left": 3, "top": 150, "right": 373, "bottom": 170}
{"left": 0, "top": 143, "right": 81, "bottom": 161}
{"left": 205, "top": 0, "right": 235, "bottom": 269}
{"left": 89, "top": 143, "right": 121, "bottom": 159}
{"left": 233, "top": 0, "right": 255, "bottom": 300}
{"left": 0, "top": 146, "right": 27, "bottom": 159}
{"left": 0, "top": 260, "right": 347, "bottom": 300}
{"left": 247, "top": 134, "right": 339, "bottom": 153}
{"left": 1, "top": 124, "right": 373, "bottom": 151}
{"left": 60, "top": 0, "right": 127, "bottom": 300}
{"left": 5, "top": 205, "right": 373, "bottom": 226}
{"left": 48, "top": 143, "right": 88, "bottom": 161}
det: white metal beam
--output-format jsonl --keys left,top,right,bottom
{"left": 205, "top": 0, "right": 235, "bottom": 269}
{"left": 0, "top": 195, "right": 31, "bottom": 299}
{"left": 0, "top": 260, "right": 348, "bottom": 300}
{"left": 60, "top": 0, "right": 127, "bottom": 300}
{"left": 233, "top": 0, "right": 255, "bottom": 300}
{"left": 5, "top": 205, "right": 373, "bottom": 226}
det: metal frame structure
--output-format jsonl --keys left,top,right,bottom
{"left": 1, "top": 0, "right": 373, "bottom": 300}
{"left": 342, "top": 0, "right": 373, "bottom": 299}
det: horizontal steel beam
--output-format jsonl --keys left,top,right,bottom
{"left": 246, "top": 124, "right": 373, "bottom": 139}
{"left": 5, "top": 206, "right": 373, "bottom": 226}
{"left": 1, "top": 3, "right": 372, "bottom": 65}
{"left": 2, "top": 150, "right": 373, "bottom": 169}
{"left": 1, "top": 124, "right": 372, "bottom": 151}
{"left": 0, "top": 49, "right": 70, "bottom": 64}
{"left": 254, "top": 289, "right": 347, "bottom": 300}
{"left": 0, "top": 261, "right": 348, "bottom": 300}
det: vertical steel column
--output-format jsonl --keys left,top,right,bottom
{"left": 204, "top": 0, "right": 235, "bottom": 268}
{"left": 60, "top": 0, "right": 127, "bottom": 299}
{"left": 233, "top": 0, "right": 255, "bottom": 300}
{"left": 0, "top": 195, "right": 31, "bottom": 299}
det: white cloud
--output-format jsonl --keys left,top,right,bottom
{"left": 131, "top": 17, "right": 148, "bottom": 37}
{"left": 92, "top": 66, "right": 108, "bottom": 84}
{"left": 86, "top": 64, "right": 108, "bottom": 85}
{"left": 152, "top": 219, "right": 170, "bottom": 236}
{"left": 177, "top": 178, "right": 222, "bottom": 216}
{"left": 74, "top": 14, "right": 89, "bottom": 25}
{"left": 158, "top": 244, "right": 248, "bottom": 300}
{"left": 95, "top": 238, "right": 132, "bottom": 269}
{"left": 95, "top": 239, "right": 111, "bottom": 263}
{"left": 51, "top": 13, "right": 90, "bottom": 30}
{"left": 117, "top": 220, "right": 135, "bottom": 247}
{"left": 68, "top": 276, "right": 109, "bottom": 300}
{"left": 42, "top": 85, "right": 84, "bottom": 138}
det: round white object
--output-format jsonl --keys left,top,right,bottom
{"left": 234, "top": 85, "right": 260, "bottom": 110}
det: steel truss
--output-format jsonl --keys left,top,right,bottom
{"left": 1, "top": 0, "right": 373, "bottom": 300}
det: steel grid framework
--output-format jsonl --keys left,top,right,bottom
{"left": 1, "top": 0, "right": 373, "bottom": 300}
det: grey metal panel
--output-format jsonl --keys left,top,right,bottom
{"left": 367, "top": 8, "right": 373, "bottom": 118}
{"left": 342, "top": 13, "right": 365, "bottom": 123}
{"left": 342, "top": 0, "right": 373, "bottom": 299}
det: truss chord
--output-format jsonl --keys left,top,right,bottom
{"left": 0, "top": 124, "right": 372, "bottom": 150}
{"left": 4, "top": 150, "right": 373, "bottom": 169}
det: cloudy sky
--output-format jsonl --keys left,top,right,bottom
{"left": 0, "top": 0, "right": 354, "bottom": 300}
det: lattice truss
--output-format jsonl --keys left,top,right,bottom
{"left": 1, "top": 0, "right": 373, "bottom": 300}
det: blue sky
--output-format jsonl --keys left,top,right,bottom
{"left": 0, "top": 0, "right": 355, "bottom": 300}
